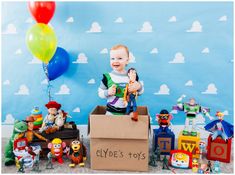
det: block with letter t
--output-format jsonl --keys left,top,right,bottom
{"left": 178, "top": 131, "right": 200, "bottom": 158}
{"left": 153, "top": 129, "right": 175, "bottom": 155}
{"left": 207, "top": 135, "right": 232, "bottom": 163}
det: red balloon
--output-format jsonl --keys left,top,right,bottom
{"left": 28, "top": 1, "right": 56, "bottom": 24}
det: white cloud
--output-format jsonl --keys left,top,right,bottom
{"left": 28, "top": 57, "right": 42, "bottom": 64}
{"left": 55, "top": 84, "right": 70, "bottom": 95}
{"left": 73, "top": 107, "right": 81, "bottom": 113}
{"left": 88, "top": 79, "right": 96, "bottom": 84}
{"left": 202, "top": 83, "right": 217, "bottom": 94}
{"left": 186, "top": 21, "right": 202, "bottom": 32}
{"left": 223, "top": 110, "right": 229, "bottom": 115}
{"left": 3, "top": 114, "right": 15, "bottom": 124}
{"left": 137, "top": 21, "right": 153, "bottom": 32}
{"left": 2, "top": 23, "right": 17, "bottom": 34}
{"left": 129, "top": 52, "right": 136, "bottom": 63}
{"left": 3, "top": 80, "right": 10, "bottom": 85}
{"left": 73, "top": 53, "right": 88, "bottom": 64}
{"left": 170, "top": 110, "right": 178, "bottom": 114}
{"left": 169, "top": 52, "right": 185, "bottom": 64}
{"left": 168, "top": 16, "right": 177, "bottom": 22}
{"left": 114, "top": 17, "right": 124, "bottom": 23}
{"left": 25, "top": 17, "right": 33, "bottom": 23}
{"left": 41, "top": 79, "right": 48, "bottom": 85}
{"left": 100, "top": 48, "right": 108, "bottom": 54}
{"left": 15, "top": 49, "right": 22, "bottom": 55}
{"left": 86, "top": 22, "right": 102, "bottom": 33}
{"left": 150, "top": 48, "right": 158, "bottom": 54}
{"left": 154, "top": 84, "right": 170, "bottom": 95}
{"left": 15, "top": 84, "right": 30, "bottom": 95}
{"left": 66, "top": 17, "right": 74, "bottom": 23}
{"left": 195, "top": 113, "right": 205, "bottom": 124}
{"left": 185, "top": 80, "right": 193, "bottom": 86}
{"left": 202, "top": 47, "right": 210, "bottom": 54}
{"left": 231, "top": 59, "right": 234, "bottom": 63}
{"left": 219, "top": 15, "right": 227, "bottom": 22}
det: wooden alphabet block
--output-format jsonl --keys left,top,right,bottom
{"left": 153, "top": 129, "right": 175, "bottom": 155}
{"left": 207, "top": 135, "right": 232, "bottom": 163}
{"left": 178, "top": 131, "right": 200, "bottom": 158}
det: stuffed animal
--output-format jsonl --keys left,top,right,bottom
{"left": 4, "top": 120, "right": 28, "bottom": 166}
{"left": 68, "top": 139, "right": 86, "bottom": 168}
{"left": 47, "top": 138, "right": 66, "bottom": 164}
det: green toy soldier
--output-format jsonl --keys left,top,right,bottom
{"left": 18, "top": 159, "right": 25, "bottom": 173}
{"left": 155, "top": 145, "right": 162, "bottom": 161}
{"left": 162, "top": 155, "right": 170, "bottom": 170}
{"left": 149, "top": 148, "right": 157, "bottom": 167}
{"left": 46, "top": 152, "right": 54, "bottom": 169}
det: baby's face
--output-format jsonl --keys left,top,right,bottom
{"left": 110, "top": 48, "right": 129, "bottom": 73}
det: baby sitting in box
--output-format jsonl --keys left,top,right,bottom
{"left": 98, "top": 44, "right": 144, "bottom": 120}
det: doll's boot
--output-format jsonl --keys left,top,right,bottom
{"left": 131, "top": 112, "right": 138, "bottom": 121}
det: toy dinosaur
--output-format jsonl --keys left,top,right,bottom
{"left": 4, "top": 120, "right": 27, "bottom": 166}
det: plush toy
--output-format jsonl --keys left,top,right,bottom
{"left": 213, "top": 161, "right": 221, "bottom": 173}
{"left": 39, "top": 101, "right": 62, "bottom": 134}
{"left": 204, "top": 111, "right": 234, "bottom": 141}
{"left": 4, "top": 120, "right": 28, "bottom": 166}
{"left": 192, "top": 159, "right": 199, "bottom": 173}
{"left": 68, "top": 138, "right": 87, "bottom": 168}
{"left": 47, "top": 138, "right": 66, "bottom": 164}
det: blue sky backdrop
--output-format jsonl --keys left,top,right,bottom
{"left": 1, "top": 2, "right": 233, "bottom": 126}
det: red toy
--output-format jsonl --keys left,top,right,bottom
{"left": 207, "top": 135, "right": 232, "bottom": 163}
{"left": 47, "top": 138, "right": 66, "bottom": 164}
{"left": 169, "top": 150, "right": 193, "bottom": 169}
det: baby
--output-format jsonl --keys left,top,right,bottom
{"left": 98, "top": 44, "right": 144, "bottom": 115}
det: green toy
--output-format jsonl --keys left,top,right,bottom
{"left": 4, "top": 120, "right": 28, "bottom": 166}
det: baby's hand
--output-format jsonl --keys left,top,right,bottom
{"left": 108, "top": 84, "right": 116, "bottom": 96}
{"left": 128, "top": 81, "right": 141, "bottom": 92}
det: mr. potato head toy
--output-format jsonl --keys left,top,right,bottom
{"left": 47, "top": 138, "right": 66, "bottom": 164}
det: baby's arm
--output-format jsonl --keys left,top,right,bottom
{"left": 98, "top": 74, "right": 116, "bottom": 98}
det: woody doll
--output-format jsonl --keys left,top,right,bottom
{"left": 124, "top": 68, "right": 139, "bottom": 121}
{"left": 17, "top": 116, "right": 48, "bottom": 143}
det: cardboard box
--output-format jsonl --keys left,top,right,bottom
{"left": 153, "top": 129, "right": 175, "bottom": 155}
{"left": 178, "top": 131, "right": 200, "bottom": 158}
{"left": 207, "top": 135, "right": 232, "bottom": 163}
{"left": 89, "top": 106, "right": 149, "bottom": 172}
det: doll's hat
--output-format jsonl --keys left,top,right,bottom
{"left": 25, "top": 115, "right": 36, "bottom": 122}
{"left": 45, "top": 101, "right": 61, "bottom": 110}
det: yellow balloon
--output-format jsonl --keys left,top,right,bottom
{"left": 26, "top": 23, "right": 57, "bottom": 63}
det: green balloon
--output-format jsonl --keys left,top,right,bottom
{"left": 26, "top": 23, "right": 57, "bottom": 63}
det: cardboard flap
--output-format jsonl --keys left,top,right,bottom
{"left": 90, "top": 106, "right": 149, "bottom": 140}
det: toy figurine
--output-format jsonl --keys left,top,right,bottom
{"left": 206, "top": 160, "right": 213, "bottom": 173}
{"left": 46, "top": 152, "right": 55, "bottom": 169}
{"left": 204, "top": 111, "right": 234, "bottom": 141}
{"left": 124, "top": 68, "right": 139, "bottom": 121}
{"left": 31, "top": 107, "right": 43, "bottom": 130}
{"left": 173, "top": 95, "right": 213, "bottom": 136}
{"left": 4, "top": 120, "right": 28, "bottom": 166}
{"left": 156, "top": 109, "right": 173, "bottom": 134}
{"left": 18, "top": 159, "right": 25, "bottom": 173}
{"left": 212, "top": 161, "right": 221, "bottom": 174}
{"left": 39, "top": 101, "right": 62, "bottom": 134}
{"left": 68, "top": 136, "right": 87, "bottom": 168}
{"left": 192, "top": 159, "right": 199, "bottom": 173}
{"left": 198, "top": 141, "right": 206, "bottom": 161}
{"left": 149, "top": 147, "right": 158, "bottom": 167}
{"left": 47, "top": 138, "right": 66, "bottom": 164}
{"left": 22, "top": 116, "right": 48, "bottom": 143}
{"left": 162, "top": 155, "right": 170, "bottom": 170}
{"left": 155, "top": 145, "right": 162, "bottom": 161}
{"left": 198, "top": 163, "right": 207, "bottom": 174}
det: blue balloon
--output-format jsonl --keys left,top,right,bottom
{"left": 43, "top": 47, "right": 69, "bottom": 81}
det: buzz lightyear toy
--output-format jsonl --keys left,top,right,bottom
{"left": 173, "top": 95, "right": 213, "bottom": 136}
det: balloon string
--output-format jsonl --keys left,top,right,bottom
{"left": 43, "top": 63, "right": 52, "bottom": 101}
